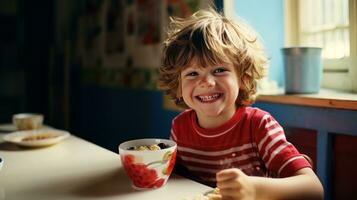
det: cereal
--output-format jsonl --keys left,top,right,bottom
{"left": 127, "top": 143, "right": 169, "bottom": 151}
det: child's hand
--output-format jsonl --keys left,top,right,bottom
{"left": 216, "top": 168, "right": 256, "bottom": 200}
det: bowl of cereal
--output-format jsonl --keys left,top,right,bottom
{"left": 118, "top": 138, "right": 177, "bottom": 190}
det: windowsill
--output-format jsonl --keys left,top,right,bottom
{"left": 257, "top": 88, "right": 357, "bottom": 110}
{"left": 163, "top": 89, "right": 357, "bottom": 111}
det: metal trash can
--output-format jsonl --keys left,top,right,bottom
{"left": 282, "top": 47, "right": 323, "bottom": 94}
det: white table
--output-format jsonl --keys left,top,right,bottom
{"left": 0, "top": 134, "right": 211, "bottom": 200}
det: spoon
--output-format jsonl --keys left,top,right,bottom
{"left": 0, "top": 157, "right": 3, "bottom": 171}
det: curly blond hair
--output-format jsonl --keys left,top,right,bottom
{"left": 158, "top": 9, "right": 267, "bottom": 108}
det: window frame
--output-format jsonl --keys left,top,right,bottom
{"left": 284, "top": 0, "right": 357, "bottom": 93}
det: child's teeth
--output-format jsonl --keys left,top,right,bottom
{"left": 200, "top": 94, "right": 219, "bottom": 101}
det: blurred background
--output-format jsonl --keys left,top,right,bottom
{"left": 0, "top": 0, "right": 220, "bottom": 151}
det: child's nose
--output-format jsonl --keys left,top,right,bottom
{"left": 199, "top": 75, "right": 215, "bottom": 87}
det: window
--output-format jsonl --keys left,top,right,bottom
{"left": 285, "top": 0, "right": 357, "bottom": 92}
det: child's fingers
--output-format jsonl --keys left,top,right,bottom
{"left": 205, "top": 193, "right": 222, "bottom": 200}
{"left": 216, "top": 178, "right": 241, "bottom": 190}
{"left": 216, "top": 168, "right": 241, "bottom": 182}
{"left": 219, "top": 188, "right": 241, "bottom": 200}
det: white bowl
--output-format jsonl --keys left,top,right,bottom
{"left": 119, "top": 138, "right": 177, "bottom": 190}
{"left": 3, "top": 129, "right": 70, "bottom": 147}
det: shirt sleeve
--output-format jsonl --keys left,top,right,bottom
{"left": 252, "top": 112, "right": 312, "bottom": 177}
{"left": 170, "top": 117, "right": 178, "bottom": 142}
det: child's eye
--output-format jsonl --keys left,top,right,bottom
{"left": 213, "top": 68, "right": 227, "bottom": 74}
{"left": 185, "top": 71, "right": 198, "bottom": 77}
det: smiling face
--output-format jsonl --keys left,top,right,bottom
{"left": 180, "top": 60, "right": 240, "bottom": 128}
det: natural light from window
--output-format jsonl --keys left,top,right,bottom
{"left": 299, "top": 0, "right": 349, "bottom": 59}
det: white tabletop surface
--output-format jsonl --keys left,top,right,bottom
{"left": 0, "top": 134, "right": 211, "bottom": 200}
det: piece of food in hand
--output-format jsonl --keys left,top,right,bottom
{"left": 192, "top": 188, "right": 221, "bottom": 200}
{"left": 192, "top": 194, "right": 221, "bottom": 200}
{"left": 205, "top": 188, "right": 221, "bottom": 200}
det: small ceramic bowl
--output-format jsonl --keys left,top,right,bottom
{"left": 12, "top": 113, "right": 43, "bottom": 130}
{"left": 118, "top": 138, "right": 177, "bottom": 190}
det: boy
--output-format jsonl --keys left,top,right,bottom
{"left": 158, "top": 9, "right": 323, "bottom": 200}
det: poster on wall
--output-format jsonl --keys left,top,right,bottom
{"left": 78, "top": 0, "right": 211, "bottom": 89}
{"left": 75, "top": 0, "right": 107, "bottom": 68}
{"left": 166, "top": 0, "right": 200, "bottom": 17}
{"left": 105, "top": 0, "right": 125, "bottom": 55}
{"left": 103, "top": 0, "right": 127, "bottom": 68}
{"left": 137, "top": 0, "right": 161, "bottom": 45}
{"left": 129, "top": 0, "right": 162, "bottom": 69}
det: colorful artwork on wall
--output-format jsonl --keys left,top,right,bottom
{"left": 105, "top": 0, "right": 125, "bottom": 55}
{"left": 166, "top": 0, "right": 200, "bottom": 17}
{"left": 77, "top": 0, "right": 205, "bottom": 90}
{"left": 137, "top": 0, "right": 161, "bottom": 45}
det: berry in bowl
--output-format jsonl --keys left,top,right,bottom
{"left": 118, "top": 138, "right": 177, "bottom": 190}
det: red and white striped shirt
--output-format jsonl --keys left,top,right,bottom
{"left": 170, "top": 106, "right": 311, "bottom": 186}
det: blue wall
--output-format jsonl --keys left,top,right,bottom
{"left": 79, "top": 85, "right": 178, "bottom": 152}
{"left": 233, "top": 0, "right": 285, "bottom": 86}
